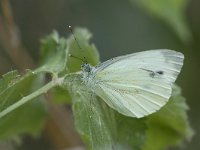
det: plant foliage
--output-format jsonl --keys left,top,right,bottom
{"left": 0, "top": 28, "right": 193, "bottom": 149}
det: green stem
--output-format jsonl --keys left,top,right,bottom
{"left": 0, "top": 80, "right": 58, "bottom": 119}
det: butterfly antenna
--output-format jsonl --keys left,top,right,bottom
{"left": 68, "top": 25, "right": 87, "bottom": 63}
{"left": 68, "top": 25, "right": 82, "bottom": 51}
{"left": 68, "top": 54, "right": 85, "bottom": 63}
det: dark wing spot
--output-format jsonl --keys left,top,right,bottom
{"left": 139, "top": 68, "right": 156, "bottom": 78}
{"left": 156, "top": 71, "right": 164, "bottom": 75}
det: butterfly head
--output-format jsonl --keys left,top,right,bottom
{"left": 81, "top": 63, "right": 92, "bottom": 73}
{"left": 81, "top": 63, "right": 95, "bottom": 87}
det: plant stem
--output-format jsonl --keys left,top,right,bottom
{"left": 0, "top": 80, "right": 58, "bottom": 119}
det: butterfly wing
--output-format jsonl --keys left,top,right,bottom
{"left": 93, "top": 49, "right": 184, "bottom": 118}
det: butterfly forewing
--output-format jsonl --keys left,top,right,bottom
{"left": 92, "top": 49, "right": 184, "bottom": 118}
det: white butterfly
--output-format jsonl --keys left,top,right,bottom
{"left": 81, "top": 49, "right": 184, "bottom": 118}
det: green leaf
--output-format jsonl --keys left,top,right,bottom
{"left": 50, "top": 86, "right": 71, "bottom": 104}
{"left": 0, "top": 70, "right": 34, "bottom": 112}
{"left": 0, "top": 71, "right": 47, "bottom": 139}
{"left": 114, "top": 114, "right": 146, "bottom": 150}
{"left": 66, "top": 27, "right": 100, "bottom": 72}
{"left": 0, "top": 100, "right": 47, "bottom": 140}
{"left": 130, "top": 0, "right": 191, "bottom": 42}
{"left": 0, "top": 31, "right": 69, "bottom": 140}
{"left": 0, "top": 71, "right": 20, "bottom": 93}
{"left": 143, "top": 85, "right": 193, "bottom": 150}
{"left": 35, "top": 31, "right": 68, "bottom": 74}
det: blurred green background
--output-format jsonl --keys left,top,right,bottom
{"left": 0, "top": 0, "right": 199, "bottom": 149}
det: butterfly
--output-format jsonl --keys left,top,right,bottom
{"left": 81, "top": 49, "right": 184, "bottom": 118}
